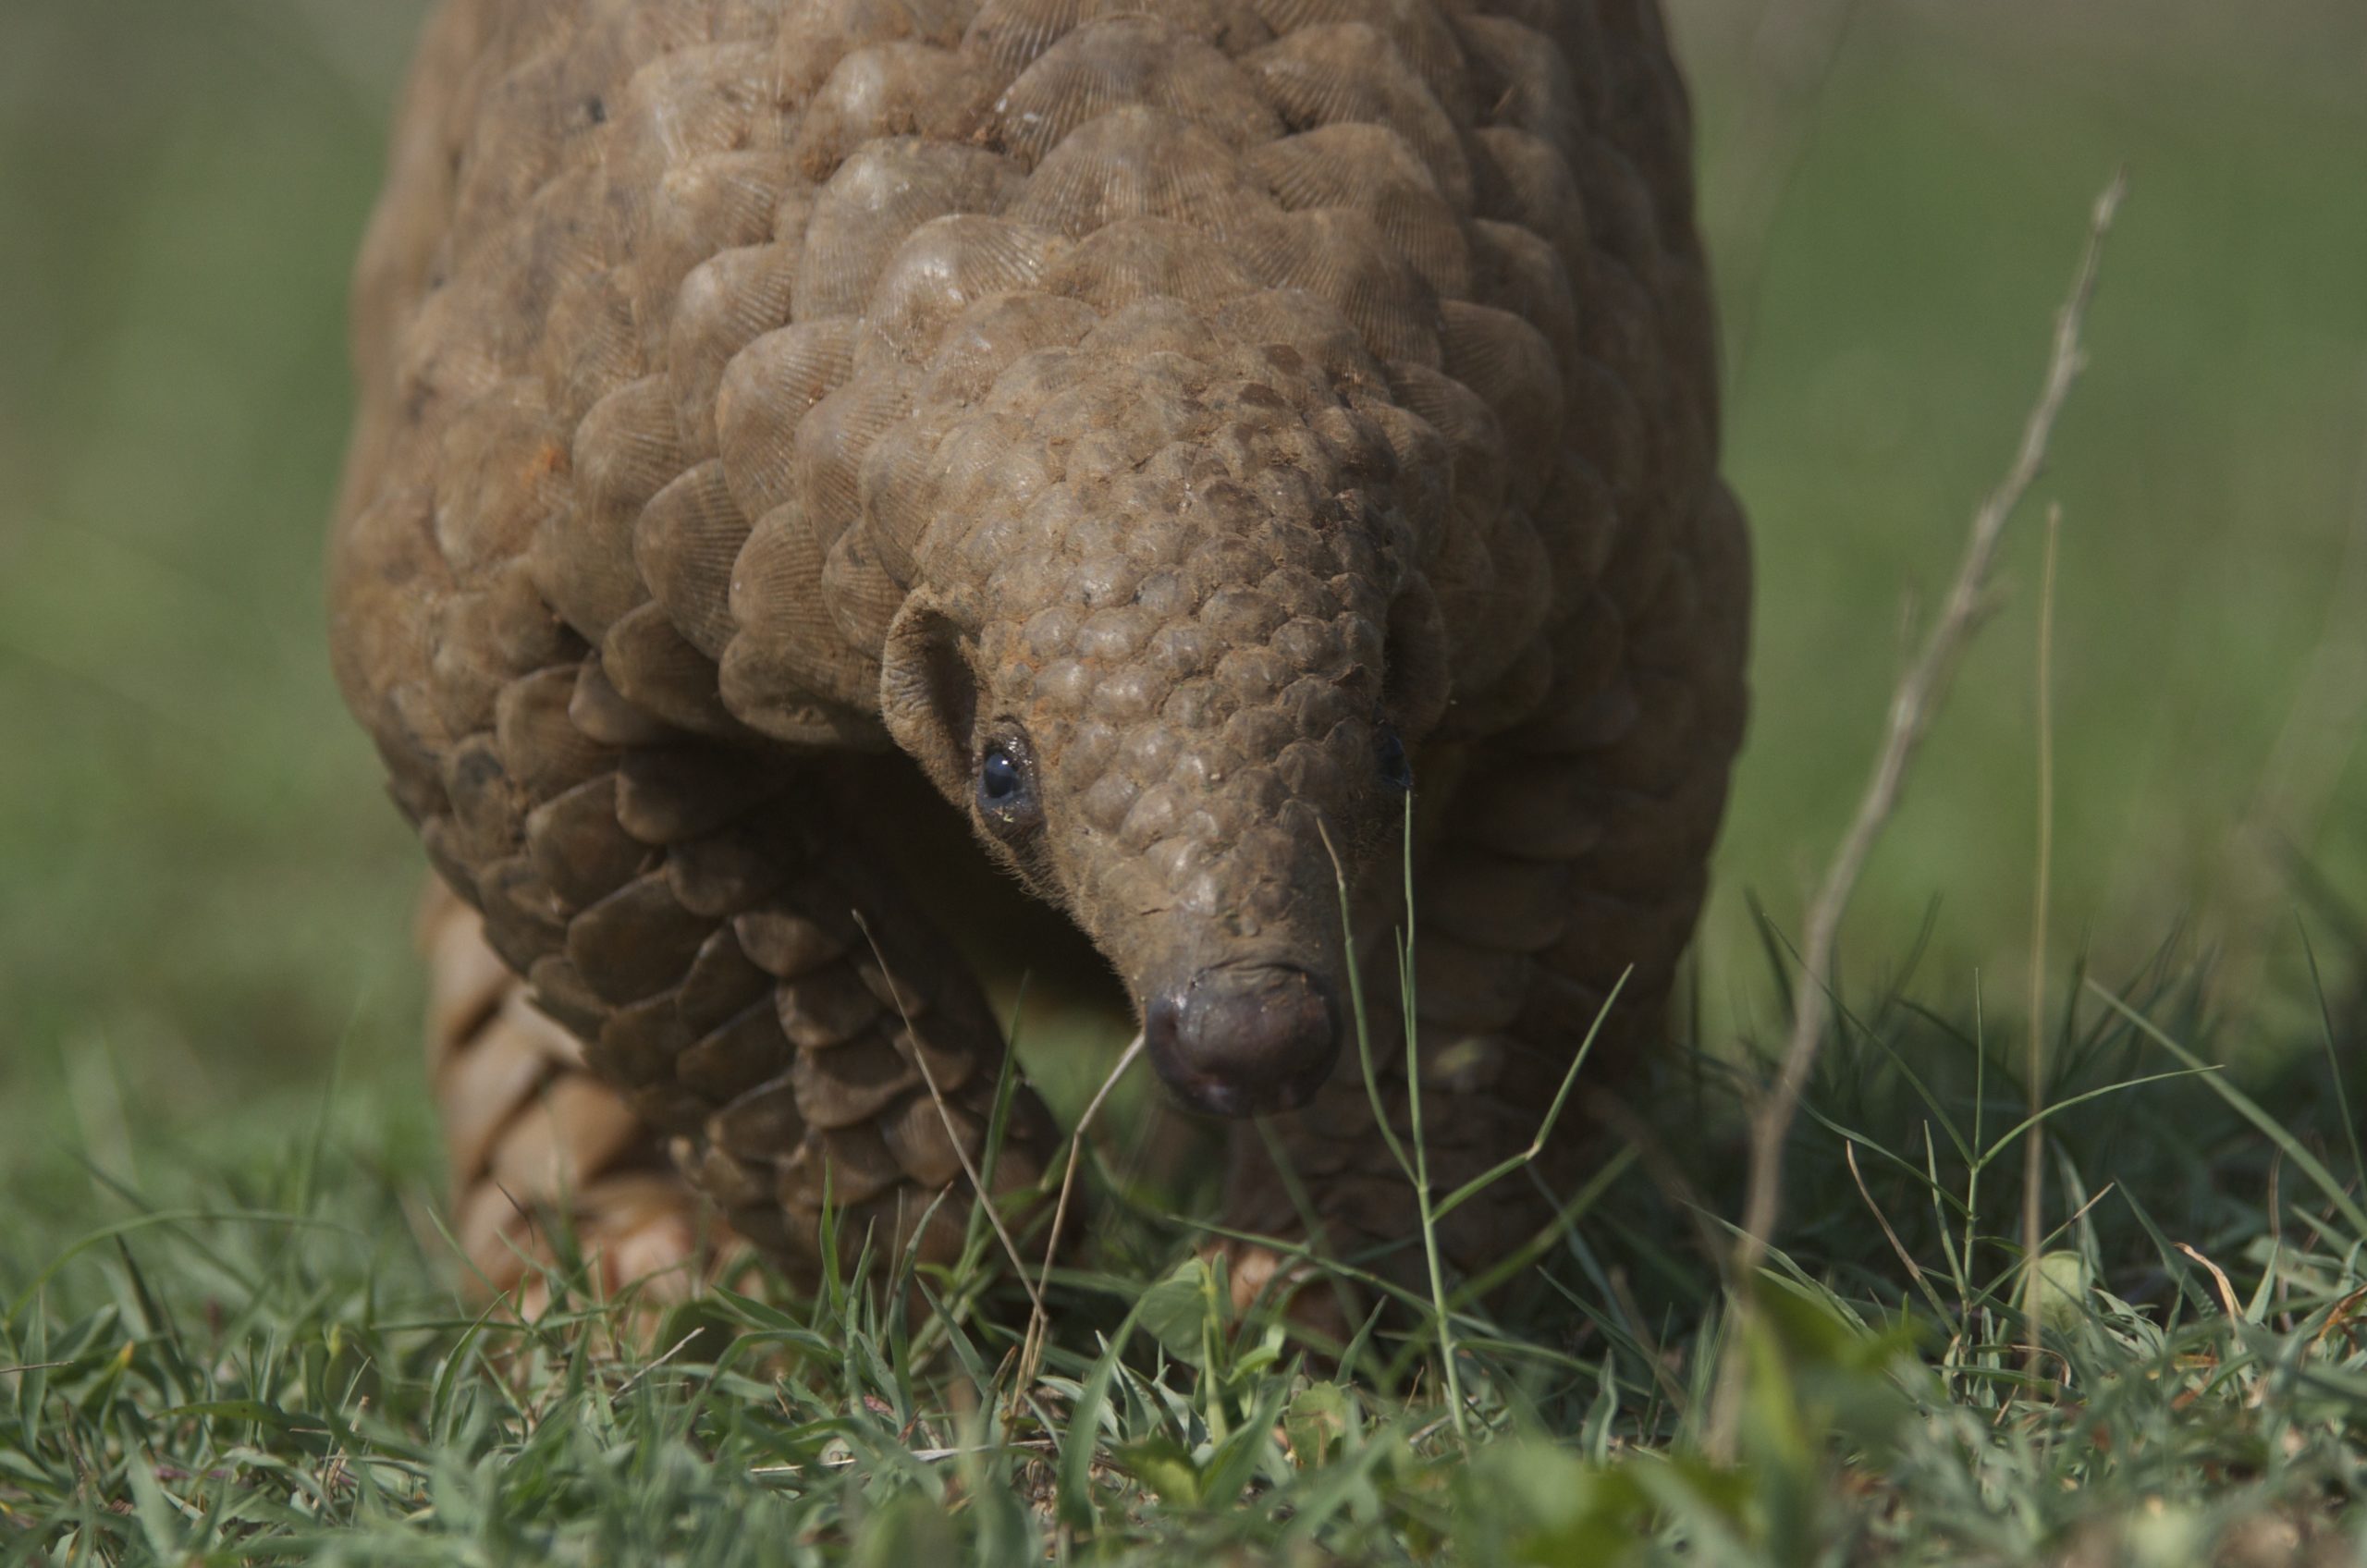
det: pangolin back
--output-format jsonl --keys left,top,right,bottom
{"left": 331, "top": 0, "right": 1749, "bottom": 1286}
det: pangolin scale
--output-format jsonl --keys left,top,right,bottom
{"left": 330, "top": 0, "right": 1749, "bottom": 1305}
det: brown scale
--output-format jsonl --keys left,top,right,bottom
{"left": 331, "top": 0, "right": 1749, "bottom": 1317}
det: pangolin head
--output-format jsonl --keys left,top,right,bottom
{"left": 873, "top": 294, "right": 1450, "bottom": 1116}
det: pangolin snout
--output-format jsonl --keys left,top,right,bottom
{"left": 1145, "top": 962, "right": 1340, "bottom": 1118}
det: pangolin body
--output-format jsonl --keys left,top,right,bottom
{"left": 330, "top": 0, "right": 1750, "bottom": 1297}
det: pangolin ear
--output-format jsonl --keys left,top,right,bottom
{"left": 879, "top": 591, "right": 978, "bottom": 801}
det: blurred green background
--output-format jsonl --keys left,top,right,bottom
{"left": 1, "top": 0, "right": 2361, "bottom": 1185}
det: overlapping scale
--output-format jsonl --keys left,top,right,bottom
{"left": 862, "top": 214, "right": 1067, "bottom": 363}
{"left": 796, "top": 141, "right": 1021, "bottom": 319}
{"left": 1244, "top": 23, "right": 1471, "bottom": 208}
{"left": 1234, "top": 207, "right": 1440, "bottom": 364}
{"left": 1046, "top": 216, "right": 1259, "bottom": 315}
{"left": 1009, "top": 106, "right": 1269, "bottom": 239}
{"left": 793, "top": 43, "right": 1005, "bottom": 177}
{"left": 726, "top": 497, "right": 885, "bottom": 713}
{"left": 637, "top": 152, "right": 801, "bottom": 351}
{"left": 1250, "top": 123, "right": 1469, "bottom": 298}
{"left": 600, "top": 600, "right": 743, "bottom": 737}
{"left": 987, "top": 18, "right": 1279, "bottom": 165}
{"left": 1246, "top": 0, "right": 1471, "bottom": 118}
{"left": 667, "top": 241, "right": 802, "bottom": 459}
{"left": 716, "top": 318, "right": 859, "bottom": 521}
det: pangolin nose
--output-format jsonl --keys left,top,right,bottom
{"left": 1146, "top": 963, "right": 1339, "bottom": 1118}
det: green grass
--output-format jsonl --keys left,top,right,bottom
{"left": 0, "top": 925, "right": 2361, "bottom": 1562}
{"left": 3, "top": 0, "right": 2364, "bottom": 1560}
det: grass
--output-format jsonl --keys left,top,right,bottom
{"left": 0, "top": 919, "right": 2361, "bottom": 1562}
{"left": 2, "top": 0, "right": 2365, "bottom": 1560}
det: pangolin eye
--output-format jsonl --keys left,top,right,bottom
{"left": 980, "top": 745, "right": 1023, "bottom": 802}
{"left": 975, "top": 733, "right": 1042, "bottom": 833}
{"left": 1376, "top": 723, "right": 1414, "bottom": 792}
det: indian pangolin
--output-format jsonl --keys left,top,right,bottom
{"left": 329, "top": 0, "right": 1750, "bottom": 1307}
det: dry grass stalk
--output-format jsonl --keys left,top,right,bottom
{"left": 1016, "top": 1032, "right": 1147, "bottom": 1392}
{"left": 852, "top": 913, "right": 1047, "bottom": 1324}
{"left": 1706, "top": 172, "right": 2128, "bottom": 1461}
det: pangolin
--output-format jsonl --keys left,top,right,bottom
{"left": 329, "top": 0, "right": 1750, "bottom": 1306}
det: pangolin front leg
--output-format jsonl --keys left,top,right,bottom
{"left": 407, "top": 689, "right": 1061, "bottom": 1293}
{"left": 420, "top": 876, "right": 723, "bottom": 1308}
